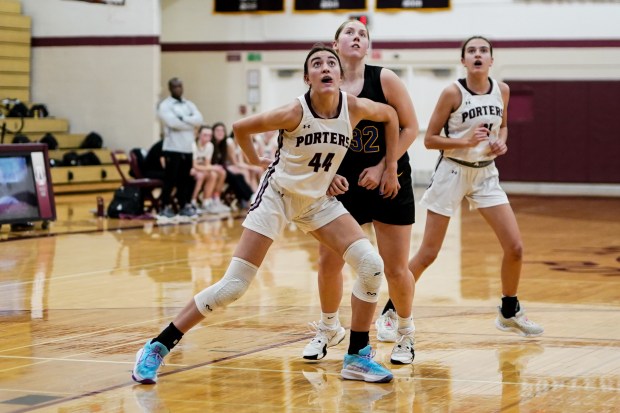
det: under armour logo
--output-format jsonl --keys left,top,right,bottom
{"left": 465, "top": 99, "right": 471, "bottom": 105}
{"left": 451, "top": 170, "right": 457, "bottom": 175}
{"left": 302, "top": 124, "right": 311, "bottom": 129}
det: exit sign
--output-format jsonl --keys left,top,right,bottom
{"left": 247, "top": 52, "right": 262, "bottom": 62}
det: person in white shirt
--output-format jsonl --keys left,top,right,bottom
{"left": 157, "top": 77, "right": 204, "bottom": 219}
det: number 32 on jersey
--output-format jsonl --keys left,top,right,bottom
{"left": 350, "top": 126, "right": 380, "bottom": 153}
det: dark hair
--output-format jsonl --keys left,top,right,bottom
{"left": 197, "top": 125, "right": 212, "bottom": 136}
{"left": 211, "top": 122, "right": 228, "bottom": 166}
{"left": 461, "top": 36, "right": 493, "bottom": 58}
{"left": 334, "top": 18, "right": 370, "bottom": 42}
{"left": 196, "top": 125, "right": 212, "bottom": 142}
{"left": 212, "top": 122, "right": 227, "bottom": 138}
{"left": 303, "top": 44, "right": 344, "bottom": 79}
{"left": 168, "top": 77, "right": 182, "bottom": 88}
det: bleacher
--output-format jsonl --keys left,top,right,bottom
{"left": 0, "top": 0, "right": 127, "bottom": 193}
{"left": 45, "top": 133, "right": 127, "bottom": 194}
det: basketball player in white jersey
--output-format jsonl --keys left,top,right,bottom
{"left": 408, "top": 36, "right": 544, "bottom": 336}
{"left": 132, "top": 45, "right": 401, "bottom": 385}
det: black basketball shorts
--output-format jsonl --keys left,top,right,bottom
{"left": 337, "top": 165, "right": 415, "bottom": 226}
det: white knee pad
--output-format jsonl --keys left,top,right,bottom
{"left": 344, "top": 238, "right": 384, "bottom": 303}
{"left": 194, "top": 257, "right": 257, "bottom": 316}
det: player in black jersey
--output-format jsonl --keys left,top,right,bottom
{"left": 302, "top": 19, "right": 420, "bottom": 365}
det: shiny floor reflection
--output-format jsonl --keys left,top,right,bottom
{"left": 0, "top": 192, "right": 618, "bottom": 412}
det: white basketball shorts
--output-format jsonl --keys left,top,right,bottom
{"left": 242, "top": 178, "right": 349, "bottom": 240}
{"left": 419, "top": 157, "right": 509, "bottom": 217}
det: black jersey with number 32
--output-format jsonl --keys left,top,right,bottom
{"left": 337, "top": 65, "right": 410, "bottom": 180}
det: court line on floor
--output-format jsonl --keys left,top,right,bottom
{"left": 8, "top": 341, "right": 620, "bottom": 413}
{"left": 0, "top": 305, "right": 301, "bottom": 368}
{"left": 8, "top": 333, "right": 314, "bottom": 413}
{"left": 3, "top": 303, "right": 619, "bottom": 357}
{"left": 5, "top": 308, "right": 620, "bottom": 410}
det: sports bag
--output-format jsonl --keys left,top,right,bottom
{"left": 80, "top": 132, "right": 103, "bottom": 149}
{"left": 106, "top": 186, "right": 143, "bottom": 218}
{"left": 40, "top": 132, "right": 58, "bottom": 149}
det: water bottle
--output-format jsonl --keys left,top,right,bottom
{"left": 96, "top": 196, "right": 104, "bottom": 217}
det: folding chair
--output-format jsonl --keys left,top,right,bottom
{"left": 110, "top": 150, "right": 163, "bottom": 213}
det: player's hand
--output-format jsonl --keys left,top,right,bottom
{"left": 327, "top": 174, "right": 349, "bottom": 196}
{"left": 258, "top": 157, "right": 273, "bottom": 169}
{"left": 358, "top": 164, "right": 384, "bottom": 190}
{"left": 379, "top": 165, "right": 400, "bottom": 199}
{"left": 488, "top": 139, "right": 507, "bottom": 156}
{"left": 464, "top": 124, "right": 490, "bottom": 147}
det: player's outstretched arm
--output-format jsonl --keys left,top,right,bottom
{"left": 233, "top": 101, "right": 302, "bottom": 168}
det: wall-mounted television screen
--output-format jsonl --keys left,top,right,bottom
{"left": 0, "top": 143, "right": 56, "bottom": 225}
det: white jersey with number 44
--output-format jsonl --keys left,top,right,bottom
{"left": 271, "top": 91, "right": 353, "bottom": 199}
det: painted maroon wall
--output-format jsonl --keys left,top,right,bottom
{"left": 497, "top": 80, "right": 620, "bottom": 183}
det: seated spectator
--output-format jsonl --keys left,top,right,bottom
{"left": 211, "top": 122, "right": 253, "bottom": 209}
{"left": 143, "top": 140, "right": 165, "bottom": 181}
{"left": 230, "top": 133, "right": 267, "bottom": 193}
{"left": 256, "top": 130, "right": 279, "bottom": 160}
{"left": 190, "top": 126, "right": 230, "bottom": 214}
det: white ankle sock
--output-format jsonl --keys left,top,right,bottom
{"left": 320, "top": 311, "right": 339, "bottom": 329}
{"left": 397, "top": 315, "right": 415, "bottom": 336}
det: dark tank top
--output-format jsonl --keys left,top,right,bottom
{"left": 338, "top": 64, "right": 410, "bottom": 180}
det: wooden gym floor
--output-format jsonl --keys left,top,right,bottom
{"left": 0, "top": 190, "right": 619, "bottom": 412}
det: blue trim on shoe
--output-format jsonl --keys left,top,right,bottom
{"left": 341, "top": 345, "right": 393, "bottom": 383}
{"left": 132, "top": 341, "right": 169, "bottom": 384}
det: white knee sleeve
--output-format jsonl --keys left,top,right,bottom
{"left": 194, "top": 257, "right": 257, "bottom": 316}
{"left": 344, "top": 238, "right": 384, "bottom": 303}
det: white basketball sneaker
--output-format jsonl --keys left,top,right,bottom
{"left": 390, "top": 334, "right": 415, "bottom": 365}
{"left": 495, "top": 306, "right": 544, "bottom": 337}
{"left": 302, "top": 321, "right": 346, "bottom": 360}
{"left": 375, "top": 309, "right": 398, "bottom": 342}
